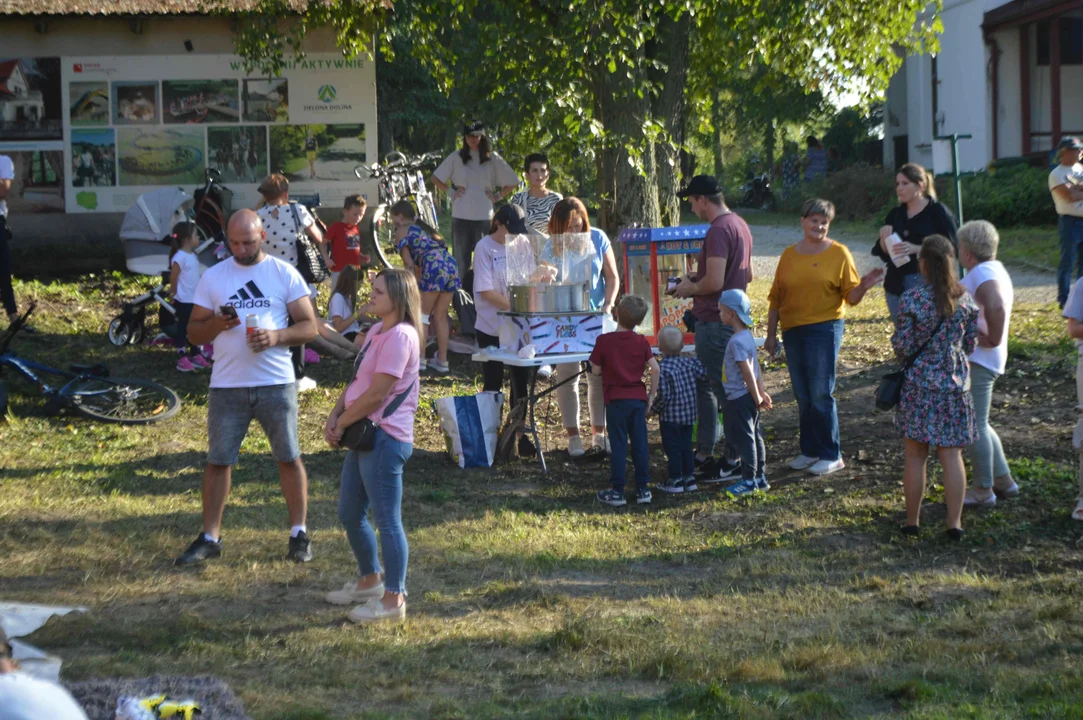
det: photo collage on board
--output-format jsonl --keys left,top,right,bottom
{"left": 0, "top": 57, "right": 66, "bottom": 213}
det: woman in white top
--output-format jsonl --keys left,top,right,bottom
{"left": 473, "top": 203, "right": 534, "bottom": 457}
{"left": 958, "top": 220, "right": 1017, "bottom": 506}
{"left": 255, "top": 173, "right": 358, "bottom": 367}
{"left": 430, "top": 121, "right": 518, "bottom": 275}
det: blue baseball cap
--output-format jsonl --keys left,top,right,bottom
{"left": 719, "top": 289, "right": 753, "bottom": 327}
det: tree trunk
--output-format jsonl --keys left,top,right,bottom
{"left": 650, "top": 12, "right": 691, "bottom": 227}
{"left": 711, "top": 89, "right": 724, "bottom": 178}
{"left": 763, "top": 115, "right": 776, "bottom": 172}
{"left": 592, "top": 54, "right": 660, "bottom": 238}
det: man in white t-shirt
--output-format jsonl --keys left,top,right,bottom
{"left": 0, "top": 154, "right": 19, "bottom": 326}
{"left": 0, "top": 628, "right": 88, "bottom": 720}
{"left": 1048, "top": 136, "right": 1083, "bottom": 307}
{"left": 174, "top": 209, "right": 319, "bottom": 566}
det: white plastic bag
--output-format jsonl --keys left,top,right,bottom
{"left": 435, "top": 392, "right": 504, "bottom": 468}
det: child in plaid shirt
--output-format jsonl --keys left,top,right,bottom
{"left": 651, "top": 325, "right": 707, "bottom": 494}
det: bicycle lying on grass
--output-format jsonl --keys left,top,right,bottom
{"left": 0, "top": 304, "right": 181, "bottom": 424}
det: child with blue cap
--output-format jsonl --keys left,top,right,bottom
{"left": 719, "top": 289, "right": 772, "bottom": 495}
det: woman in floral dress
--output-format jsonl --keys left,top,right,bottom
{"left": 892, "top": 234, "right": 979, "bottom": 540}
{"left": 391, "top": 199, "right": 461, "bottom": 374}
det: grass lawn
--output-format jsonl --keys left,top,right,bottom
{"left": 1, "top": 269, "right": 1082, "bottom": 719}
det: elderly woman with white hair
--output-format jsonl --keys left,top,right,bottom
{"left": 958, "top": 220, "right": 1017, "bottom": 506}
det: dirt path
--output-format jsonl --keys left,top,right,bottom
{"left": 746, "top": 222, "right": 1057, "bottom": 305}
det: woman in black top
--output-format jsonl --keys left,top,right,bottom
{"left": 873, "top": 163, "right": 958, "bottom": 321}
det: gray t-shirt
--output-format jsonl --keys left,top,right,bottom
{"left": 722, "top": 328, "right": 761, "bottom": 400}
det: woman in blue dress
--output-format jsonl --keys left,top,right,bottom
{"left": 391, "top": 199, "right": 461, "bottom": 374}
{"left": 891, "top": 234, "right": 979, "bottom": 541}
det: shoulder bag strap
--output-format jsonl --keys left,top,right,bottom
{"left": 902, "top": 316, "right": 945, "bottom": 372}
{"left": 288, "top": 202, "right": 304, "bottom": 238}
{"left": 374, "top": 379, "right": 417, "bottom": 426}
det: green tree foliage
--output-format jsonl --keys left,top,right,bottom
{"left": 230, "top": 0, "right": 942, "bottom": 234}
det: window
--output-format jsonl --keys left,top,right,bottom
{"left": 1036, "top": 16, "right": 1082, "bottom": 66}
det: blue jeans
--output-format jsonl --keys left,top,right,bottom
{"left": 659, "top": 421, "right": 694, "bottom": 480}
{"left": 885, "top": 273, "right": 926, "bottom": 323}
{"left": 606, "top": 399, "right": 649, "bottom": 491}
{"left": 694, "top": 320, "right": 734, "bottom": 456}
{"left": 1059, "top": 215, "right": 1083, "bottom": 307}
{"left": 968, "top": 363, "right": 1009, "bottom": 489}
{"left": 338, "top": 429, "right": 413, "bottom": 594}
{"left": 207, "top": 384, "right": 299, "bottom": 465}
{"left": 724, "top": 392, "right": 765, "bottom": 481}
{"left": 782, "top": 319, "right": 844, "bottom": 461}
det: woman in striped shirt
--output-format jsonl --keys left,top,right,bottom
{"left": 511, "top": 153, "right": 562, "bottom": 234}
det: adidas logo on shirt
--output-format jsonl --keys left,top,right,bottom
{"left": 226, "top": 280, "right": 272, "bottom": 309}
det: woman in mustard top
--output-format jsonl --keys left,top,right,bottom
{"left": 764, "top": 199, "right": 885, "bottom": 476}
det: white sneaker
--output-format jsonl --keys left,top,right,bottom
{"left": 568, "top": 435, "right": 585, "bottom": 458}
{"left": 592, "top": 435, "right": 611, "bottom": 454}
{"left": 963, "top": 488, "right": 997, "bottom": 507}
{"left": 537, "top": 364, "right": 553, "bottom": 379}
{"left": 807, "top": 458, "right": 845, "bottom": 476}
{"left": 325, "top": 581, "right": 386, "bottom": 606}
{"left": 787, "top": 454, "right": 819, "bottom": 470}
{"left": 347, "top": 597, "right": 406, "bottom": 624}
{"left": 297, "top": 376, "right": 318, "bottom": 393}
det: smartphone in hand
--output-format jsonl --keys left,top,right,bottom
{"left": 219, "top": 305, "right": 238, "bottom": 319}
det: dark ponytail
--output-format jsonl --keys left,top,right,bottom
{"left": 388, "top": 200, "right": 446, "bottom": 246}
{"left": 169, "top": 221, "right": 198, "bottom": 262}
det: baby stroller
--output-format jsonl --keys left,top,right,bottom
{"left": 112, "top": 186, "right": 224, "bottom": 347}
{"left": 119, "top": 187, "right": 222, "bottom": 276}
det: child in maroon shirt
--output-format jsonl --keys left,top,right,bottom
{"left": 589, "top": 295, "right": 660, "bottom": 506}
{"left": 326, "top": 194, "right": 370, "bottom": 287}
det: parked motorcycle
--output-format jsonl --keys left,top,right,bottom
{"left": 739, "top": 173, "right": 776, "bottom": 211}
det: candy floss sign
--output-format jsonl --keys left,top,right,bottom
{"left": 502, "top": 315, "right": 603, "bottom": 355}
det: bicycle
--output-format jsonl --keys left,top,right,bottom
{"left": 0, "top": 305, "right": 182, "bottom": 424}
{"left": 355, "top": 150, "right": 442, "bottom": 268}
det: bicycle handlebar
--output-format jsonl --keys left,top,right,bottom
{"left": 0, "top": 302, "right": 34, "bottom": 355}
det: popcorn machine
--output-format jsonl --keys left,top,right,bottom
{"left": 617, "top": 225, "right": 709, "bottom": 346}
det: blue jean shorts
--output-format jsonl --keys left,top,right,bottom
{"left": 207, "top": 383, "right": 300, "bottom": 465}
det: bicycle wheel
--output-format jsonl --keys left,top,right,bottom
{"left": 128, "top": 322, "right": 145, "bottom": 346}
{"left": 107, "top": 317, "right": 131, "bottom": 346}
{"left": 362, "top": 205, "right": 402, "bottom": 270}
{"left": 418, "top": 193, "right": 439, "bottom": 229}
{"left": 66, "top": 377, "right": 181, "bottom": 424}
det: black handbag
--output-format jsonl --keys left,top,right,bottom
{"left": 340, "top": 380, "right": 416, "bottom": 451}
{"left": 290, "top": 202, "right": 330, "bottom": 284}
{"left": 875, "top": 317, "right": 945, "bottom": 411}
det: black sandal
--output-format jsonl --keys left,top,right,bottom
{"left": 900, "top": 525, "right": 920, "bottom": 537}
{"left": 946, "top": 527, "right": 965, "bottom": 542}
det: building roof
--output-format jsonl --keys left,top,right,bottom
{"left": 983, "top": 0, "right": 1079, "bottom": 32}
{"left": 0, "top": 59, "right": 19, "bottom": 81}
{"left": 0, "top": 0, "right": 262, "bottom": 15}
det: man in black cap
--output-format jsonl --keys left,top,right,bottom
{"left": 673, "top": 175, "right": 754, "bottom": 481}
{"left": 0, "top": 626, "right": 89, "bottom": 719}
{"left": 1049, "top": 136, "right": 1083, "bottom": 307}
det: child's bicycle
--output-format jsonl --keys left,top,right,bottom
{"left": 0, "top": 304, "right": 181, "bottom": 424}
{"left": 108, "top": 276, "right": 177, "bottom": 347}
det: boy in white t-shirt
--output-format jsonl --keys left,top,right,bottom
{"left": 173, "top": 210, "right": 320, "bottom": 567}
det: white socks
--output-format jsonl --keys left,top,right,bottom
{"left": 202, "top": 532, "right": 219, "bottom": 543}
{"left": 290, "top": 525, "right": 307, "bottom": 538}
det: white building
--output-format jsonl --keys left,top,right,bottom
{"left": 884, "top": 0, "right": 1083, "bottom": 172}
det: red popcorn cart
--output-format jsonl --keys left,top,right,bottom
{"left": 617, "top": 225, "right": 709, "bottom": 346}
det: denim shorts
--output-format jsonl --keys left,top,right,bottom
{"left": 207, "top": 383, "right": 300, "bottom": 465}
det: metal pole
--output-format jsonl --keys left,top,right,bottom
{"left": 935, "top": 133, "right": 971, "bottom": 224}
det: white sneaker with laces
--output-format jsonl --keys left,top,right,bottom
{"left": 326, "top": 581, "right": 386, "bottom": 605}
{"left": 347, "top": 597, "right": 406, "bottom": 624}
{"left": 593, "top": 434, "right": 611, "bottom": 454}
{"left": 807, "top": 458, "right": 845, "bottom": 476}
{"left": 567, "top": 435, "right": 585, "bottom": 457}
{"left": 297, "top": 376, "right": 318, "bottom": 393}
{"left": 787, "top": 454, "right": 819, "bottom": 470}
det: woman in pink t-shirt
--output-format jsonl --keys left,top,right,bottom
{"left": 323, "top": 268, "right": 422, "bottom": 624}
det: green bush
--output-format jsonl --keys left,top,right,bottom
{"left": 937, "top": 164, "right": 1057, "bottom": 228}
{"left": 777, "top": 163, "right": 896, "bottom": 221}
